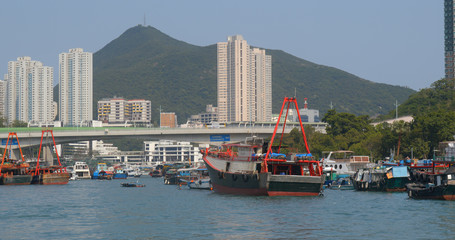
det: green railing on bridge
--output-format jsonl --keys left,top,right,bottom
{"left": 0, "top": 127, "right": 158, "bottom": 133}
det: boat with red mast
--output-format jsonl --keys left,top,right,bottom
{"left": 0, "top": 132, "right": 33, "bottom": 185}
{"left": 30, "top": 129, "right": 70, "bottom": 185}
{"left": 203, "top": 97, "right": 324, "bottom": 196}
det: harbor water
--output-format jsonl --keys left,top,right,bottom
{"left": 1, "top": 177, "right": 454, "bottom": 239}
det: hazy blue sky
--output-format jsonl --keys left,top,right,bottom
{"left": 0, "top": 0, "right": 443, "bottom": 90}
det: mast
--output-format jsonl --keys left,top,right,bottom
{"left": 262, "top": 97, "right": 311, "bottom": 172}
{"left": 35, "top": 129, "right": 62, "bottom": 174}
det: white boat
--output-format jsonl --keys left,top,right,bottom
{"left": 72, "top": 161, "right": 92, "bottom": 179}
{"left": 69, "top": 174, "right": 78, "bottom": 181}
{"left": 125, "top": 167, "right": 142, "bottom": 178}
{"left": 187, "top": 178, "right": 212, "bottom": 190}
{"left": 321, "top": 151, "right": 375, "bottom": 176}
{"left": 179, "top": 167, "right": 212, "bottom": 190}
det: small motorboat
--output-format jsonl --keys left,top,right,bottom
{"left": 121, "top": 182, "right": 145, "bottom": 187}
{"left": 329, "top": 177, "right": 354, "bottom": 190}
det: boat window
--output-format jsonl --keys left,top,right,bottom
{"left": 330, "top": 165, "right": 333, "bottom": 168}
{"left": 334, "top": 165, "right": 337, "bottom": 169}
{"left": 339, "top": 165, "right": 342, "bottom": 169}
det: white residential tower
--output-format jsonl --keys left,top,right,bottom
{"left": 59, "top": 48, "right": 93, "bottom": 126}
{"left": 217, "top": 35, "right": 272, "bottom": 123}
{"left": 5, "top": 57, "right": 54, "bottom": 124}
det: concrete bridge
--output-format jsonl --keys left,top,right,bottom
{"left": 0, "top": 123, "right": 327, "bottom": 164}
{"left": 0, "top": 125, "right": 307, "bottom": 148}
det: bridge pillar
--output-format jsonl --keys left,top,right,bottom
{"left": 42, "top": 146, "right": 53, "bottom": 166}
{"left": 89, "top": 140, "right": 93, "bottom": 158}
{"left": 8, "top": 149, "right": 23, "bottom": 161}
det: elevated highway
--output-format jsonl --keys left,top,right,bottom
{"left": 0, "top": 126, "right": 296, "bottom": 148}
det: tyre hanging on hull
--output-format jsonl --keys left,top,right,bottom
{"left": 232, "top": 174, "right": 238, "bottom": 181}
{"left": 242, "top": 174, "right": 249, "bottom": 182}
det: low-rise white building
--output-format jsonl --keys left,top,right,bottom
{"left": 144, "top": 140, "right": 202, "bottom": 165}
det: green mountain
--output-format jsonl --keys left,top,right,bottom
{"left": 379, "top": 78, "right": 455, "bottom": 119}
{"left": 91, "top": 25, "right": 415, "bottom": 124}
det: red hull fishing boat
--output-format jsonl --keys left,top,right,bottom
{"left": 203, "top": 97, "right": 324, "bottom": 196}
{"left": 31, "top": 129, "right": 70, "bottom": 185}
{"left": 0, "top": 132, "right": 32, "bottom": 185}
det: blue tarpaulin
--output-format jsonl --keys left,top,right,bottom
{"left": 271, "top": 153, "right": 286, "bottom": 158}
{"left": 296, "top": 153, "right": 313, "bottom": 157}
{"left": 391, "top": 166, "right": 408, "bottom": 178}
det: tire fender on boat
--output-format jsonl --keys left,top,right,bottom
{"left": 242, "top": 174, "right": 249, "bottom": 182}
{"left": 232, "top": 174, "right": 238, "bottom": 181}
{"left": 253, "top": 173, "right": 259, "bottom": 181}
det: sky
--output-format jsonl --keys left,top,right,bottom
{"left": 0, "top": 0, "right": 443, "bottom": 90}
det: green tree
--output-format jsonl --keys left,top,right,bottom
{"left": 11, "top": 120, "right": 28, "bottom": 127}
{"left": 391, "top": 120, "right": 410, "bottom": 159}
{"left": 410, "top": 110, "right": 455, "bottom": 155}
{"left": 0, "top": 114, "right": 6, "bottom": 128}
{"left": 322, "top": 109, "right": 372, "bottom": 137}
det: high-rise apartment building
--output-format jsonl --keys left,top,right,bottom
{"left": 5, "top": 57, "right": 54, "bottom": 124}
{"left": 251, "top": 48, "right": 272, "bottom": 122}
{"left": 445, "top": 0, "right": 455, "bottom": 79}
{"left": 217, "top": 35, "right": 272, "bottom": 123}
{"left": 0, "top": 79, "right": 5, "bottom": 118}
{"left": 59, "top": 48, "right": 93, "bottom": 126}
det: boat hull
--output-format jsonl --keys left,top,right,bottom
{"left": 31, "top": 173, "right": 70, "bottom": 185}
{"left": 204, "top": 156, "right": 323, "bottom": 196}
{"left": 42, "top": 173, "right": 70, "bottom": 185}
{"left": 188, "top": 179, "right": 212, "bottom": 190}
{"left": 407, "top": 183, "right": 455, "bottom": 200}
{"left": 0, "top": 174, "right": 32, "bottom": 185}
{"left": 113, "top": 173, "right": 128, "bottom": 179}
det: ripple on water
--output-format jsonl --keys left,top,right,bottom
{"left": 0, "top": 178, "right": 454, "bottom": 239}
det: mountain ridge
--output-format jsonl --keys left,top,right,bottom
{"left": 89, "top": 25, "right": 415, "bottom": 124}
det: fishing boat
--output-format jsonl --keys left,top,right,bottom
{"left": 352, "top": 166, "right": 410, "bottom": 192}
{"left": 73, "top": 161, "right": 91, "bottom": 179}
{"left": 321, "top": 150, "right": 374, "bottom": 177}
{"left": 113, "top": 166, "right": 128, "bottom": 179}
{"left": 406, "top": 151, "right": 455, "bottom": 200}
{"left": 92, "top": 163, "right": 113, "bottom": 179}
{"left": 203, "top": 97, "right": 324, "bottom": 196}
{"left": 187, "top": 178, "right": 212, "bottom": 190}
{"left": 0, "top": 132, "right": 32, "bottom": 185}
{"left": 406, "top": 173, "right": 455, "bottom": 200}
{"left": 30, "top": 129, "right": 70, "bottom": 185}
{"left": 164, "top": 168, "right": 179, "bottom": 185}
{"left": 0, "top": 161, "right": 33, "bottom": 185}
{"left": 179, "top": 167, "right": 212, "bottom": 189}
{"left": 150, "top": 169, "right": 163, "bottom": 177}
{"left": 121, "top": 182, "right": 145, "bottom": 187}
{"left": 329, "top": 177, "right": 354, "bottom": 190}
